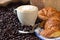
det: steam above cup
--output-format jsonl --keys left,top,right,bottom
{"left": 14, "top": 5, "right": 38, "bottom": 26}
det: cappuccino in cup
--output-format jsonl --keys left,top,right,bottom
{"left": 14, "top": 5, "right": 38, "bottom": 26}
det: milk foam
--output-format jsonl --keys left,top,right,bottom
{"left": 16, "top": 5, "right": 38, "bottom": 12}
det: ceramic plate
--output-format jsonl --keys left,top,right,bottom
{"left": 34, "top": 27, "right": 60, "bottom": 40}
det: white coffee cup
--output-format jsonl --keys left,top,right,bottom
{"left": 14, "top": 5, "right": 38, "bottom": 26}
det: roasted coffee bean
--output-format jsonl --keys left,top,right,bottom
{"left": 22, "top": 25, "right": 33, "bottom": 31}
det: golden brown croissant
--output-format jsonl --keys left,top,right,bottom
{"left": 45, "top": 16, "right": 60, "bottom": 30}
{"left": 39, "top": 11, "right": 60, "bottom": 27}
{"left": 40, "top": 29, "right": 60, "bottom": 38}
{"left": 40, "top": 16, "right": 60, "bottom": 38}
{"left": 50, "top": 31, "right": 60, "bottom": 38}
{"left": 39, "top": 7, "right": 60, "bottom": 38}
{"left": 40, "top": 29, "right": 57, "bottom": 38}
{"left": 38, "top": 7, "right": 57, "bottom": 20}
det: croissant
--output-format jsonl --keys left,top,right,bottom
{"left": 40, "top": 29, "right": 60, "bottom": 38}
{"left": 39, "top": 7, "right": 60, "bottom": 38}
{"left": 38, "top": 7, "right": 57, "bottom": 20}
{"left": 40, "top": 29, "right": 57, "bottom": 38}
{"left": 40, "top": 16, "right": 60, "bottom": 38}
{"left": 45, "top": 16, "right": 60, "bottom": 30}
{"left": 50, "top": 31, "right": 60, "bottom": 38}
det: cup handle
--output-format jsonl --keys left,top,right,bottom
{"left": 14, "top": 9, "right": 17, "bottom": 14}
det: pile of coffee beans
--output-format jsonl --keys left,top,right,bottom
{"left": 0, "top": 2, "right": 40, "bottom": 40}
{"left": 19, "top": 25, "right": 32, "bottom": 31}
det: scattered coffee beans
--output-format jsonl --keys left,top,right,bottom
{"left": 0, "top": 2, "right": 40, "bottom": 40}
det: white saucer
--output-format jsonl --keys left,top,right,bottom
{"left": 18, "top": 30, "right": 34, "bottom": 33}
{"left": 18, "top": 30, "right": 30, "bottom": 33}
